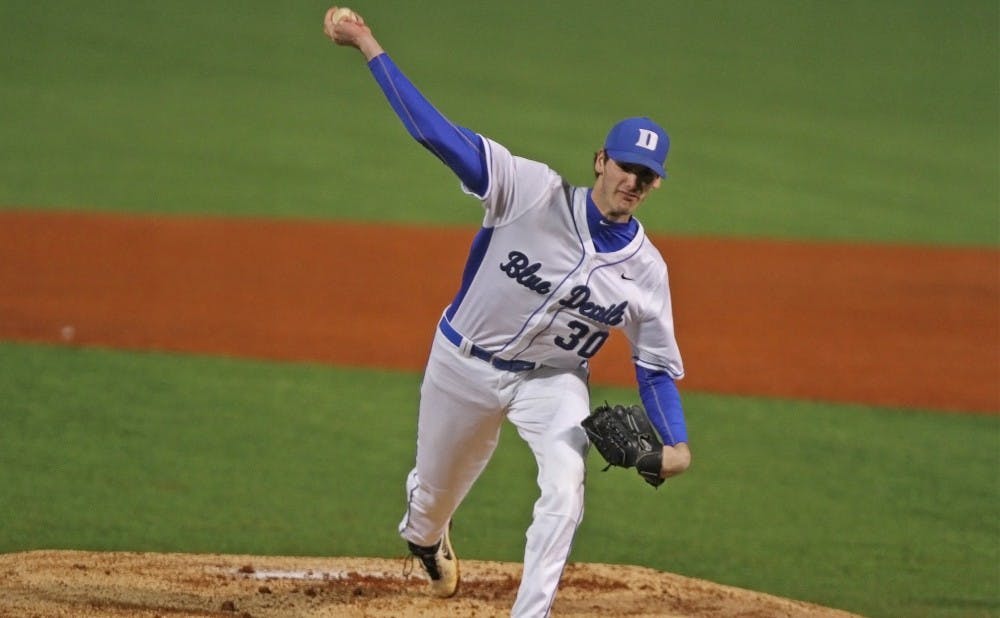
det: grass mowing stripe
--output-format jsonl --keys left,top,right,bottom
{"left": 1, "top": 342, "right": 996, "bottom": 617}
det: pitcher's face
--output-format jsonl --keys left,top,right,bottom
{"left": 592, "top": 151, "right": 661, "bottom": 222}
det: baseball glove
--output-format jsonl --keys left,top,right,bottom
{"left": 582, "top": 402, "right": 665, "bottom": 488}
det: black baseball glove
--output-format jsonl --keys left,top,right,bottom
{"left": 582, "top": 402, "right": 665, "bottom": 488}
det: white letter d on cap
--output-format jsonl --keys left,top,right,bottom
{"left": 635, "top": 129, "right": 659, "bottom": 151}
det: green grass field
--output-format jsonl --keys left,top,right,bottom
{"left": 1, "top": 2, "right": 998, "bottom": 617}
{"left": 1, "top": 1, "right": 997, "bottom": 244}
{"left": 1, "top": 342, "right": 997, "bottom": 617}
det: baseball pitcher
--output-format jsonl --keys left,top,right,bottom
{"left": 324, "top": 7, "right": 691, "bottom": 616}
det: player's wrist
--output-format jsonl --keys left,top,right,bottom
{"left": 357, "top": 38, "right": 384, "bottom": 61}
{"left": 660, "top": 443, "right": 691, "bottom": 478}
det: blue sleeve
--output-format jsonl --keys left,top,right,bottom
{"left": 367, "top": 53, "right": 488, "bottom": 196}
{"left": 635, "top": 364, "right": 688, "bottom": 445}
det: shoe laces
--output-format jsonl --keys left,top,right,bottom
{"left": 406, "top": 541, "right": 442, "bottom": 580}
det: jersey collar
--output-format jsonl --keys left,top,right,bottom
{"left": 586, "top": 189, "right": 639, "bottom": 254}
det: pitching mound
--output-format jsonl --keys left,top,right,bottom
{"left": 0, "top": 550, "right": 863, "bottom": 617}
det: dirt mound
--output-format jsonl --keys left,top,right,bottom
{"left": 0, "top": 550, "right": 864, "bottom": 617}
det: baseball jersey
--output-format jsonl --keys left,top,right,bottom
{"left": 367, "top": 52, "right": 688, "bottom": 444}
{"left": 446, "top": 137, "right": 685, "bottom": 379}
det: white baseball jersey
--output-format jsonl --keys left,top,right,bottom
{"left": 443, "top": 137, "right": 685, "bottom": 378}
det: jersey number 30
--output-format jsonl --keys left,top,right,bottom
{"left": 554, "top": 320, "right": 609, "bottom": 359}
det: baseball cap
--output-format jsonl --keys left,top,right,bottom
{"left": 603, "top": 117, "right": 670, "bottom": 178}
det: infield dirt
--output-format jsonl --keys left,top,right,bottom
{"left": 0, "top": 550, "right": 866, "bottom": 617}
{"left": 1, "top": 210, "right": 997, "bottom": 412}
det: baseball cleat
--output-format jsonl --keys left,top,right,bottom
{"left": 406, "top": 524, "right": 459, "bottom": 597}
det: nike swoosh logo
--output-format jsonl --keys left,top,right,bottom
{"left": 620, "top": 273, "right": 634, "bottom": 280}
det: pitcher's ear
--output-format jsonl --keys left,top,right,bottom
{"left": 594, "top": 149, "right": 607, "bottom": 176}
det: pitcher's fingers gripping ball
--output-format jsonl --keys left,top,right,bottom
{"left": 582, "top": 403, "right": 665, "bottom": 488}
{"left": 323, "top": 6, "right": 364, "bottom": 42}
{"left": 330, "top": 6, "right": 359, "bottom": 24}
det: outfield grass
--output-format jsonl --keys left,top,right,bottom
{"left": 1, "top": 1, "right": 996, "bottom": 245}
{"left": 2, "top": 342, "right": 997, "bottom": 617}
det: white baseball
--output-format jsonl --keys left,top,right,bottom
{"left": 330, "top": 7, "right": 359, "bottom": 25}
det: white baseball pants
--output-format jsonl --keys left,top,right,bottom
{"left": 399, "top": 326, "right": 591, "bottom": 617}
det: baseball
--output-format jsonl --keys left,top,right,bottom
{"left": 330, "top": 7, "right": 359, "bottom": 25}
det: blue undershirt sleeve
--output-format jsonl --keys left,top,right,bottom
{"left": 635, "top": 364, "right": 688, "bottom": 445}
{"left": 367, "top": 53, "right": 488, "bottom": 196}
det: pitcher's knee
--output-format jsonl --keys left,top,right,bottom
{"left": 537, "top": 466, "right": 585, "bottom": 514}
{"left": 538, "top": 487, "right": 584, "bottom": 521}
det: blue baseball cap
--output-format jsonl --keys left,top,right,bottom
{"left": 603, "top": 117, "right": 670, "bottom": 178}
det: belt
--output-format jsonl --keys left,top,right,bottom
{"left": 438, "top": 317, "right": 537, "bottom": 372}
